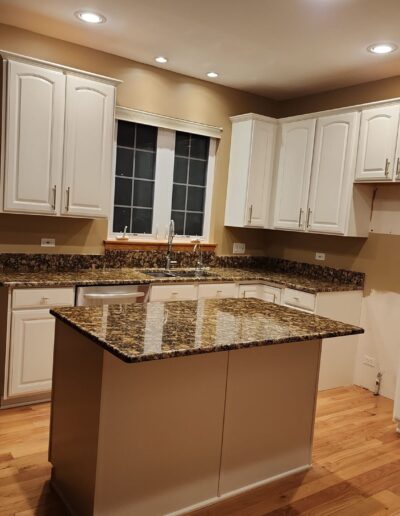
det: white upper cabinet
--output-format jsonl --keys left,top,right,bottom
{"left": 61, "top": 75, "right": 115, "bottom": 217}
{"left": 273, "top": 119, "right": 316, "bottom": 231}
{"left": 1, "top": 53, "right": 119, "bottom": 218}
{"left": 307, "top": 112, "right": 360, "bottom": 234}
{"left": 3, "top": 60, "right": 65, "bottom": 214}
{"left": 355, "top": 104, "right": 400, "bottom": 181}
{"left": 225, "top": 114, "right": 276, "bottom": 228}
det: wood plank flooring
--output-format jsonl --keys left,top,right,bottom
{"left": 0, "top": 386, "right": 399, "bottom": 515}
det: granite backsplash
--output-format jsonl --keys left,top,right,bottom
{"left": 0, "top": 250, "right": 365, "bottom": 288}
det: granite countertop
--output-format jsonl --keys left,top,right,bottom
{"left": 51, "top": 298, "right": 364, "bottom": 363}
{"left": 0, "top": 267, "right": 363, "bottom": 293}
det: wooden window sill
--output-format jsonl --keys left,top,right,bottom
{"left": 104, "top": 240, "right": 217, "bottom": 252}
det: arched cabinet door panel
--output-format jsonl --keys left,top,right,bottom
{"left": 61, "top": 75, "right": 115, "bottom": 217}
{"left": 308, "top": 111, "right": 359, "bottom": 235}
{"left": 4, "top": 60, "right": 65, "bottom": 214}
{"left": 355, "top": 104, "right": 399, "bottom": 181}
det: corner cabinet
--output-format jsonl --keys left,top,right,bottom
{"left": 272, "top": 112, "right": 372, "bottom": 237}
{"left": 355, "top": 104, "right": 400, "bottom": 182}
{"left": 1, "top": 52, "right": 120, "bottom": 218}
{"left": 224, "top": 114, "right": 276, "bottom": 228}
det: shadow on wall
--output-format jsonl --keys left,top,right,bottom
{"left": 0, "top": 213, "right": 108, "bottom": 254}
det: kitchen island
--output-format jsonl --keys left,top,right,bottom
{"left": 49, "top": 298, "right": 363, "bottom": 516}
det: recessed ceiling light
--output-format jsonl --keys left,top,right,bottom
{"left": 207, "top": 72, "right": 219, "bottom": 78}
{"left": 75, "top": 10, "right": 106, "bottom": 24}
{"left": 155, "top": 56, "right": 168, "bottom": 64}
{"left": 367, "top": 43, "right": 397, "bottom": 55}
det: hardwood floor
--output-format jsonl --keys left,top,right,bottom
{"left": 0, "top": 386, "right": 399, "bottom": 515}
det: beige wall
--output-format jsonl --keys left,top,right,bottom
{"left": 0, "top": 23, "right": 278, "bottom": 255}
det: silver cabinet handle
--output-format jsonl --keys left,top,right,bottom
{"left": 52, "top": 185, "right": 57, "bottom": 210}
{"left": 396, "top": 158, "right": 400, "bottom": 179}
{"left": 306, "top": 208, "right": 312, "bottom": 228}
{"left": 298, "top": 208, "right": 303, "bottom": 228}
{"left": 385, "top": 158, "right": 390, "bottom": 177}
{"left": 66, "top": 187, "right": 71, "bottom": 211}
{"left": 248, "top": 205, "right": 253, "bottom": 224}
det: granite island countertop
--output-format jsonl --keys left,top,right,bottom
{"left": 0, "top": 267, "right": 363, "bottom": 293}
{"left": 51, "top": 298, "right": 364, "bottom": 363}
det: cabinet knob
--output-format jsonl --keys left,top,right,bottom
{"left": 248, "top": 205, "right": 253, "bottom": 224}
{"left": 306, "top": 208, "right": 312, "bottom": 228}
{"left": 52, "top": 185, "right": 57, "bottom": 211}
{"left": 298, "top": 208, "right": 303, "bottom": 228}
{"left": 396, "top": 158, "right": 400, "bottom": 179}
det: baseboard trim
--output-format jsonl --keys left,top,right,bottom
{"left": 166, "top": 463, "right": 312, "bottom": 516}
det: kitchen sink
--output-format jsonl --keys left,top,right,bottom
{"left": 143, "top": 269, "right": 217, "bottom": 279}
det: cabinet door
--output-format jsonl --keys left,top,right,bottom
{"left": 9, "top": 309, "right": 55, "bottom": 396}
{"left": 4, "top": 60, "right": 65, "bottom": 214}
{"left": 273, "top": 119, "right": 316, "bottom": 231}
{"left": 62, "top": 75, "right": 115, "bottom": 217}
{"left": 245, "top": 120, "right": 276, "bottom": 227}
{"left": 238, "top": 284, "right": 259, "bottom": 299}
{"left": 355, "top": 104, "right": 399, "bottom": 181}
{"left": 307, "top": 112, "right": 359, "bottom": 235}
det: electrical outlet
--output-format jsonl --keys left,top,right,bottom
{"left": 315, "top": 252, "right": 326, "bottom": 261}
{"left": 233, "top": 243, "right": 246, "bottom": 254}
{"left": 363, "top": 355, "right": 376, "bottom": 368}
{"left": 41, "top": 238, "right": 55, "bottom": 247}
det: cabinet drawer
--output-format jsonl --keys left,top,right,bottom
{"left": 260, "top": 285, "right": 281, "bottom": 304}
{"left": 12, "top": 288, "right": 75, "bottom": 309}
{"left": 283, "top": 288, "right": 316, "bottom": 312}
{"left": 198, "top": 283, "right": 238, "bottom": 300}
{"left": 149, "top": 284, "right": 197, "bottom": 302}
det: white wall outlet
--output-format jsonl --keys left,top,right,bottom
{"left": 315, "top": 252, "right": 326, "bottom": 261}
{"left": 233, "top": 243, "right": 246, "bottom": 254}
{"left": 41, "top": 238, "right": 55, "bottom": 247}
{"left": 363, "top": 355, "right": 376, "bottom": 368}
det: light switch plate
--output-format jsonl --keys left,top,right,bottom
{"left": 41, "top": 238, "right": 55, "bottom": 247}
{"left": 315, "top": 252, "right": 325, "bottom": 261}
{"left": 233, "top": 243, "right": 246, "bottom": 254}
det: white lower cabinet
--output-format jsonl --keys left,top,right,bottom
{"left": 9, "top": 309, "right": 56, "bottom": 396}
{"left": 8, "top": 287, "right": 75, "bottom": 399}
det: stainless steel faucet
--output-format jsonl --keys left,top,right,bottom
{"left": 166, "top": 220, "right": 176, "bottom": 270}
{"left": 193, "top": 239, "right": 203, "bottom": 273}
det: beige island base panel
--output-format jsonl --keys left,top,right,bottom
{"left": 49, "top": 321, "right": 321, "bottom": 516}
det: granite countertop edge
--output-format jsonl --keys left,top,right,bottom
{"left": 0, "top": 268, "right": 364, "bottom": 294}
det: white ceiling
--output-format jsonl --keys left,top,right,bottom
{"left": 1, "top": 0, "right": 400, "bottom": 100}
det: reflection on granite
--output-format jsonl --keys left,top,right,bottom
{"left": 51, "top": 298, "right": 364, "bottom": 363}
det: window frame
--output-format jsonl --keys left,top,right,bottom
{"left": 109, "top": 107, "right": 220, "bottom": 243}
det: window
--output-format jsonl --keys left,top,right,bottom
{"left": 111, "top": 114, "right": 217, "bottom": 241}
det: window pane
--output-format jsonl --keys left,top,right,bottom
{"left": 113, "top": 207, "right": 131, "bottom": 233}
{"left": 172, "top": 184, "right": 187, "bottom": 210}
{"left": 187, "top": 186, "right": 205, "bottom": 212}
{"left": 173, "top": 157, "right": 188, "bottom": 183}
{"left": 136, "top": 124, "right": 157, "bottom": 151}
{"left": 135, "top": 151, "right": 156, "bottom": 180}
{"left": 185, "top": 212, "right": 204, "bottom": 236}
{"left": 189, "top": 160, "right": 207, "bottom": 186}
{"left": 175, "top": 132, "right": 190, "bottom": 157}
{"left": 133, "top": 180, "right": 154, "bottom": 208}
{"left": 132, "top": 208, "right": 152, "bottom": 233}
{"left": 190, "top": 134, "right": 209, "bottom": 160}
{"left": 114, "top": 177, "right": 132, "bottom": 206}
{"left": 117, "top": 121, "right": 135, "bottom": 147}
{"left": 116, "top": 148, "right": 134, "bottom": 177}
{"left": 171, "top": 211, "right": 185, "bottom": 234}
